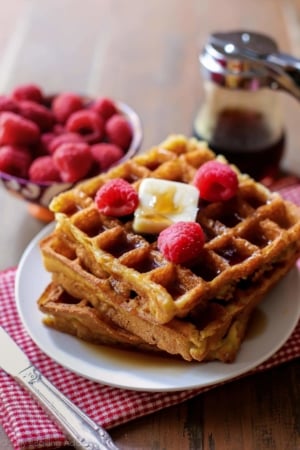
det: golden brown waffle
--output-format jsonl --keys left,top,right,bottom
{"left": 49, "top": 135, "right": 300, "bottom": 322}
{"left": 39, "top": 233, "right": 249, "bottom": 362}
{"left": 38, "top": 282, "right": 158, "bottom": 352}
{"left": 39, "top": 134, "right": 300, "bottom": 362}
{"left": 37, "top": 275, "right": 249, "bottom": 362}
{"left": 39, "top": 227, "right": 298, "bottom": 362}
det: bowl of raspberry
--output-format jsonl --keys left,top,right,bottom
{"left": 0, "top": 84, "right": 143, "bottom": 221}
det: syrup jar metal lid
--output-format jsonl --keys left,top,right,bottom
{"left": 200, "top": 31, "right": 279, "bottom": 90}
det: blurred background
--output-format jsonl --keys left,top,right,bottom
{"left": 1, "top": 0, "right": 299, "bottom": 152}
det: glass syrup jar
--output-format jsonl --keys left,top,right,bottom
{"left": 193, "top": 31, "right": 285, "bottom": 181}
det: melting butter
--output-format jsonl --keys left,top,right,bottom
{"left": 133, "top": 178, "right": 199, "bottom": 234}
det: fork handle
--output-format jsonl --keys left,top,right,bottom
{"left": 16, "top": 364, "right": 119, "bottom": 450}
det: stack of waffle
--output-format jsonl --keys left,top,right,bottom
{"left": 38, "top": 135, "right": 300, "bottom": 362}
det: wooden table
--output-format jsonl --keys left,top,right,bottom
{"left": 0, "top": 1, "right": 300, "bottom": 448}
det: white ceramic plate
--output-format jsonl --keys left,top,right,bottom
{"left": 15, "top": 223, "right": 300, "bottom": 392}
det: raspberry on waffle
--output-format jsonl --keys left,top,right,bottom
{"left": 39, "top": 135, "right": 300, "bottom": 362}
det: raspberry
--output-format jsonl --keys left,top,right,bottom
{"left": 95, "top": 178, "right": 139, "bottom": 216}
{"left": 18, "top": 100, "right": 55, "bottom": 131}
{"left": 0, "top": 95, "right": 19, "bottom": 113}
{"left": 29, "top": 155, "right": 61, "bottom": 182}
{"left": 66, "top": 110, "right": 104, "bottom": 144}
{"left": 48, "top": 132, "right": 84, "bottom": 154}
{"left": 91, "top": 97, "right": 118, "bottom": 120}
{"left": 52, "top": 92, "right": 84, "bottom": 123}
{"left": 91, "top": 143, "right": 124, "bottom": 171}
{"left": 105, "top": 114, "right": 132, "bottom": 150}
{"left": 11, "top": 83, "right": 43, "bottom": 103}
{"left": 193, "top": 160, "right": 238, "bottom": 202}
{"left": 53, "top": 124, "right": 65, "bottom": 135}
{"left": 0, "top": 145, "right": 31, "bottom": 178}
{"left": 0, "top": 112, "right": 40, "bottom": 146}
{"left": 157, "top": 221, "right": 205, "bottom": 264}
{"left": 53, "top": 142, "right": 93, "bottom": 182}
{"left": 39, "top": 132, "right": 56, "bottom": 154}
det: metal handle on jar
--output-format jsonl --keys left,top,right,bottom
{"left": 17, "top": 364, "right": 119, "bottom": 450}
{"left": 209, "top": 32, "right": 300, "bottom": 101}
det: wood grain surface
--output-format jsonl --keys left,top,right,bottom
{"left": 0, "top": 1, "right": 300, "bottom": 449}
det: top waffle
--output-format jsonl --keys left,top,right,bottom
{"left": 49, "top": 135, "right": 300, "bottom": 325}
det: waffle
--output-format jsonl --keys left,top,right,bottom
{"left": 38, "top": 282, "right": 158, "bottom": 353}
{"left": 37, "top": 135, "right": 300, "bottom": 362}
{"left": 38, "top": 233, "right": 258, "bottom": 361}
{"left": 39, "top": 231, "right": 298, "bottom": 361}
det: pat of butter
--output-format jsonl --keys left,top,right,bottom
{"left": 133, "top": 178, "right": 199, "bottom": 234}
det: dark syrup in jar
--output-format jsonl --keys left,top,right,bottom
{"left": 194, "top": 108, "right": 285, "bottom": 181}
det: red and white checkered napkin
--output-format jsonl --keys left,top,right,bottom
{"left": 1, "top": 183, "right": 300, "bottom": 450}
